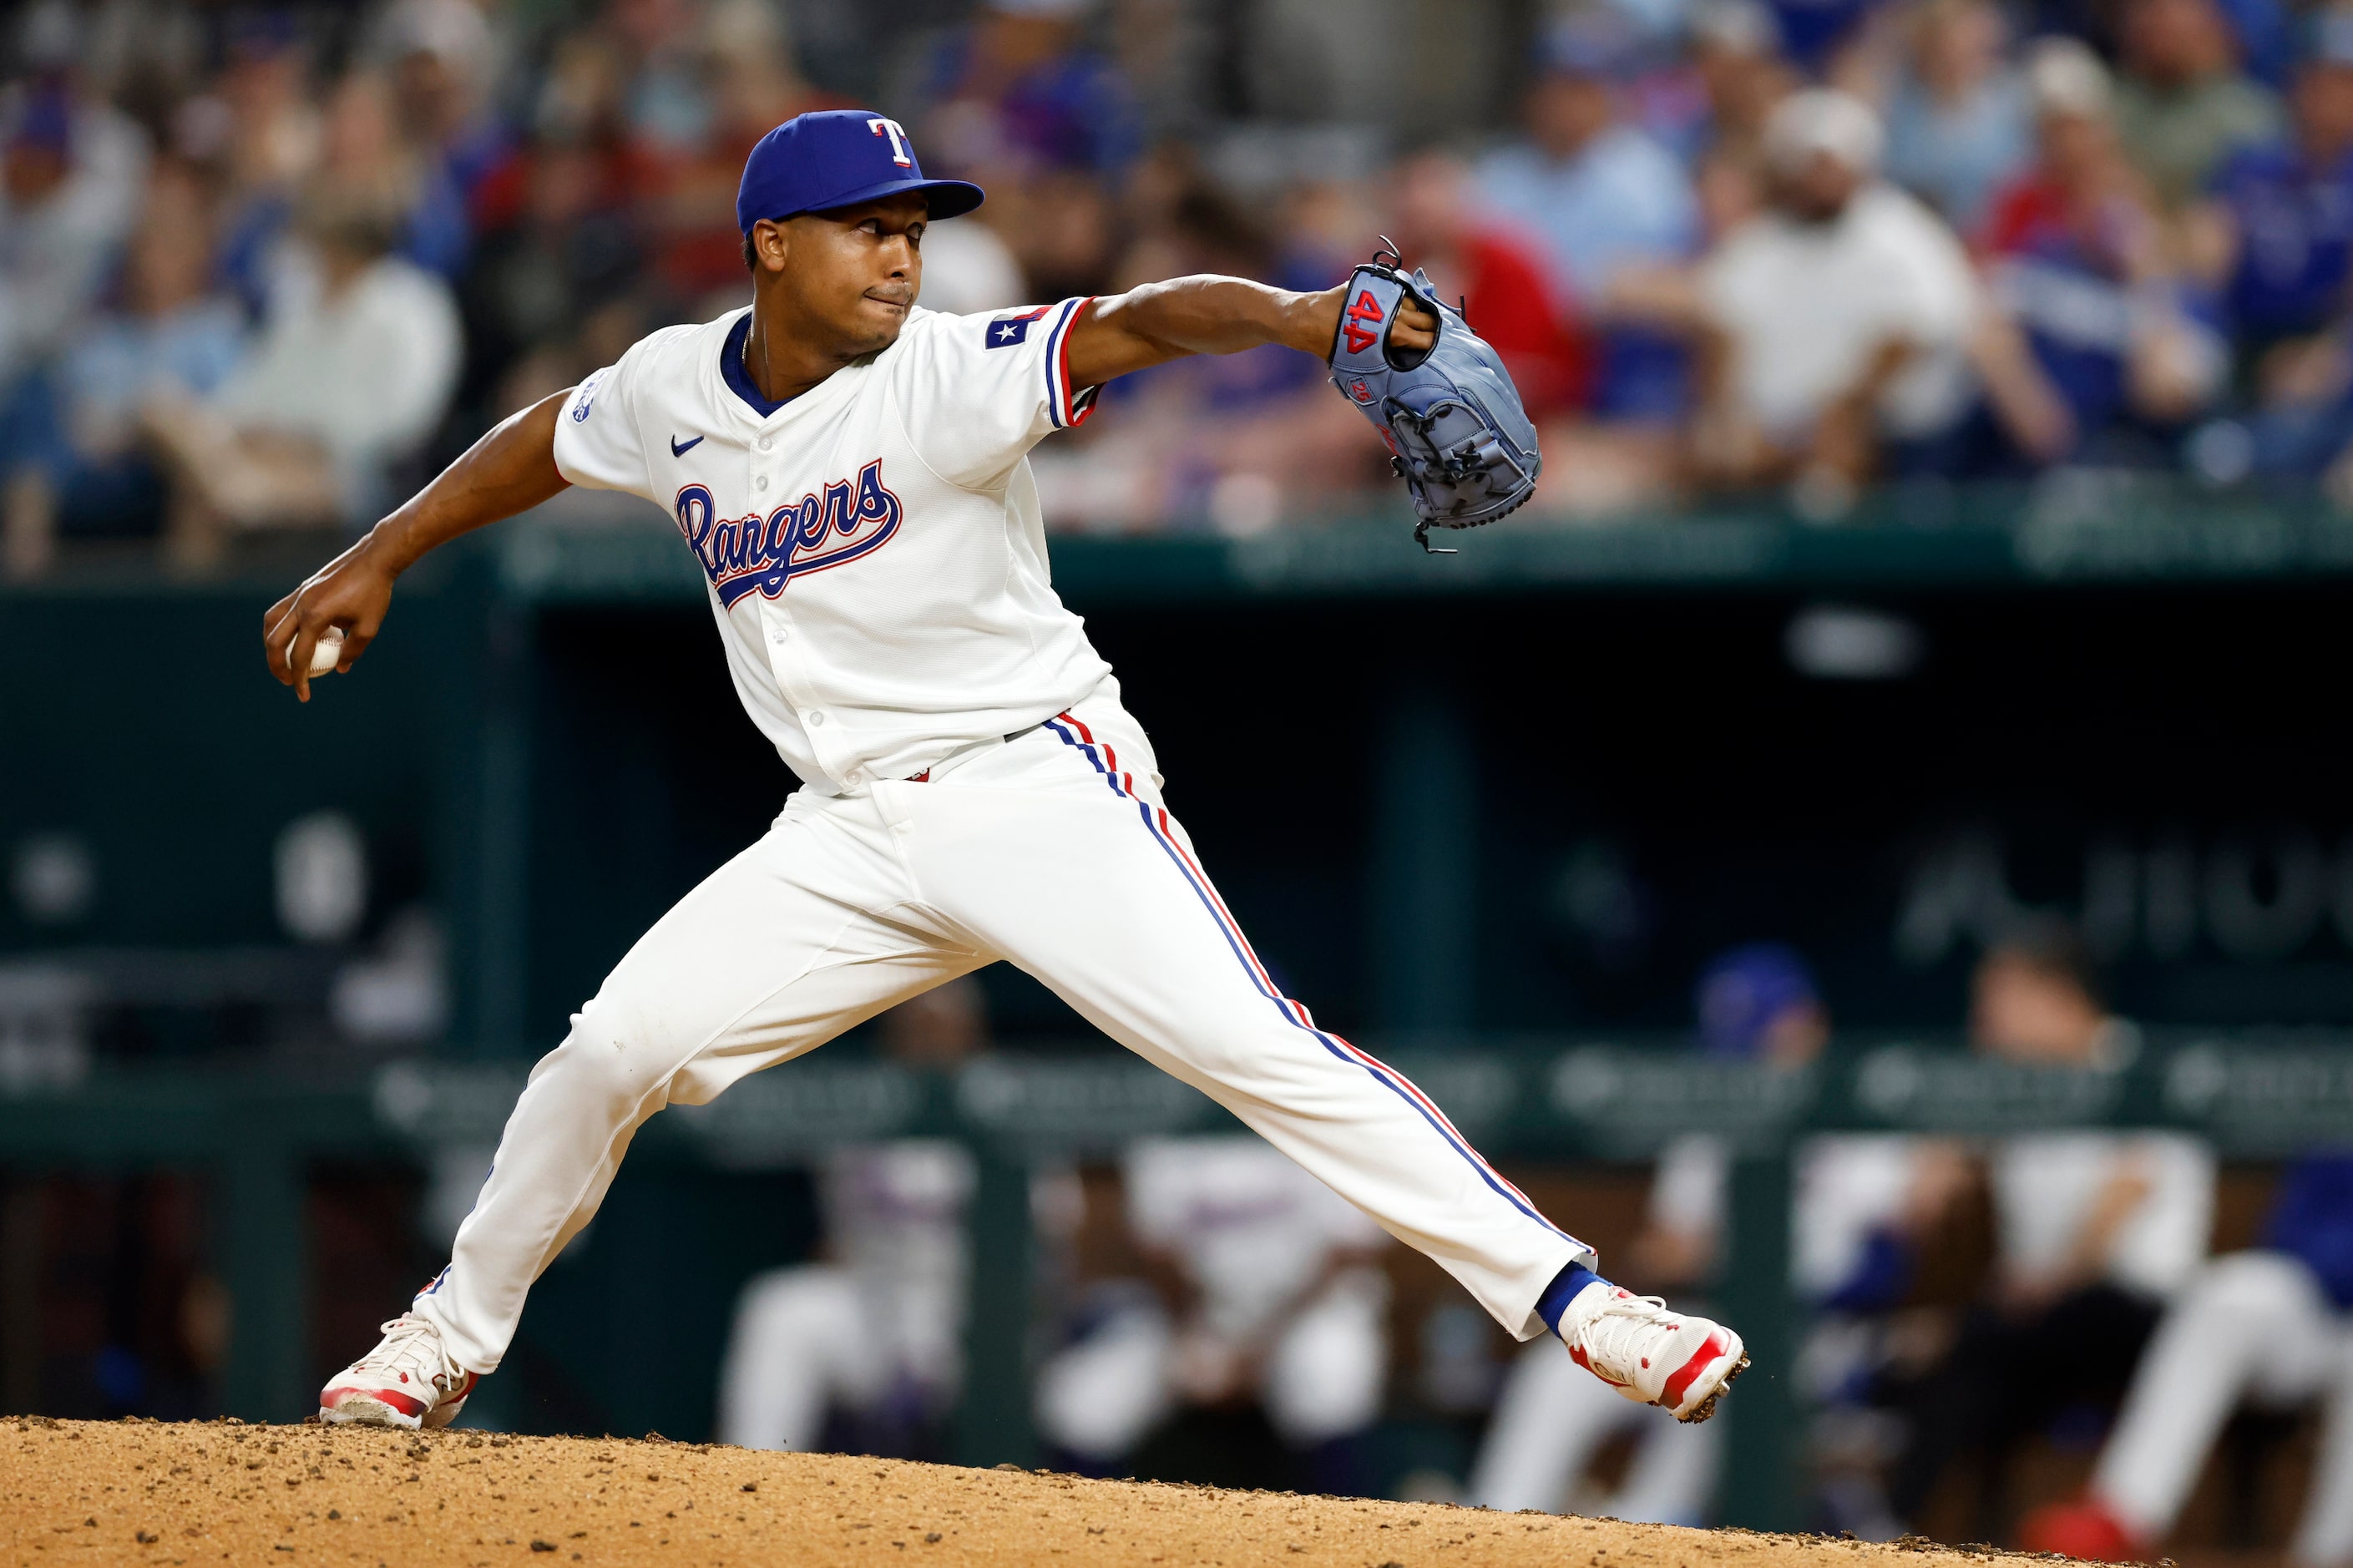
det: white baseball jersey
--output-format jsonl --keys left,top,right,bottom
{"left": 551, "top": 300, "right": 1111, "bottom": 792}
{"left": 1991, "top": 1132, "right": 2214, "bottom": 1298}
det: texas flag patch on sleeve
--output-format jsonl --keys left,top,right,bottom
{"left": 985, "top": 306, "right": 1051, "bottom": 349}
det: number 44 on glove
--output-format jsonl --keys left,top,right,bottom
{"left": 1326, "top": 242, "right": 1543, "bottom": 554}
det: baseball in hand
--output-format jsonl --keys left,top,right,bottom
{"left": 296, "top": 629, "right": 346, "bottom": 677}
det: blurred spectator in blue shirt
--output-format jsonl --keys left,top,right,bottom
{"left": 923, "top": 0, "right": 1141, "bottom": 178}
{"left": 371, "top": 0, "right": 514, "bottom": 210}
{"left": 1769, "top": 0, "right": 1884, "bottom": 73}
{"left": 1475, "top": 9, "right": 1698, "bottom": 422}
{"left": 318, "top": 73, "right": 468, "bottom": 281}
{"left": 217, "top": 64, "right": 468, "bottom": 312}
{"left": 208, "top": 13, "right": 322, "bottom": 322}
{"left": 3, "top": 164, "right": 245, "bottom": 569}
{"left": 1638, "top": 0, "right": 1799, "bottom": 173}
{"left": 1971, "top": 40, "right": 2229, "bottom": 468}
{"left": 0, "top": 83, "right": 148, "bottom": 396}
{"left": 2198, "top": 18, "right": 2353, "bottom": 487}
{"left": 2185, "top": 13, "right": 2353, "bottom": 362}
{"left": 1475, "top": 12, "right": 1699, "bottom": 312}
{"left": 1880, "top": 0, "right": 2033, "bottom": 232}
{"left": 2112, "top": 0, "right": 2285, "bottom": 208}
{"left": 1030, "top": 174, "right": 1379, "bottom": 534}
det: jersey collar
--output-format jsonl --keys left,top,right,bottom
{"left": 721, "top": 311, "right": 794, "bottom": 418}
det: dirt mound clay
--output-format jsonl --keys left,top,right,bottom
{"left": 2, "top": 1417, "right": 2039, "bottom": 1568}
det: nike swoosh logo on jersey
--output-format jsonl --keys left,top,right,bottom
{"left": 670, "top": 434, "right": 704, "bottom": 457}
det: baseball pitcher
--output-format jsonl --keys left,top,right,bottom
{"left": 265, "top": 110, "right": 1743, "bottom": 1436}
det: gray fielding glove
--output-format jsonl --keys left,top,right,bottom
{"left": 1327, "top": 245, "right": 1543, "bottom": 552}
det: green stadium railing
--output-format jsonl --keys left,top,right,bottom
{"left": 472, "top": 478, "right": 2353, "bottom": 610}
{"left": 5, "top": 1032, "right": 2350, "bottom": 1525}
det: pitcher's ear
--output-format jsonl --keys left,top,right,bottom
{"left": 746, "top": 220, "right": 791, "bottom": 274}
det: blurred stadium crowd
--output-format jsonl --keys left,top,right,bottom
{"left": 12, "top": 0, "right": 2353, "bottom": 559}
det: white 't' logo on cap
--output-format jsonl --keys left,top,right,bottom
{"left": 868, "top": 117, "right": 913, "bottom": 167}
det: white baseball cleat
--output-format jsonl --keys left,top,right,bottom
{"left": 318, "top": 1312, "right": 479, "bottom": 1429}
{"left": 1558, "top": 1283, "right": 1748, "bottom": 1423}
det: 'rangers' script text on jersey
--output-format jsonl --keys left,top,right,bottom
{"left": 551, "top": 297, "right": 1109, "bottom": 795}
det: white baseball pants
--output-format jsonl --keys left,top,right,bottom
{"left": 2093, "top": 1250, "right": 2353, "bottom": 1565}
{"left": 414, "top": 684, "right": 1590, "bottom": 1374}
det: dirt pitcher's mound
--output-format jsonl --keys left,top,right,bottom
{"left": 2, "top": 1417, "right": 2039, "bottom": 1568}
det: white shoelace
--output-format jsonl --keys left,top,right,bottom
{"left": 1566, "top": 1291, "right": 1679, "bottom": 1383}
{"left": 353, "top": 1313, "right": 453, "bottom": 1388}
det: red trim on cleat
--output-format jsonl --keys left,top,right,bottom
{"left": 1568, "top": 1343, "right": 1631, "bottom": 1388}
{"left": 1662, "top": 1329, "right": 1731, "bottom": 1412}
{"left": 322, "top": 1384, "right": 428, "bottom": 1418}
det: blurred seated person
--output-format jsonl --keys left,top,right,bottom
{"left": 3, "top": 164, "right": 245, "bottom": 572}
{"left": 2112, "top": 0, "right": 2285, "bottom": 208}
{"left": 206, "top": 13, "right": 325, "bottom": 324}
{"left": 319, "top": 72, "right": 468, "bottom": 281}
{"left": 920, "top": 0, "right": 1141, "bottom": 177}
{"left": 1677, "top": 0, "right": 1802, "bottom": 166}
{"left": 1032, "top": 1134, "right": 1392, "bottom": 1485}
{"left": 1966, "top": 39, "right": 2229, "bottom": 471}
{"left": 1884, "top": 922, "right": 2215, "bottom": 1539}
{"left": 1468, "top": 943, "right": 1828, "bottom": 1521}
{"left": 649, "top": 0, "right": 848, "bottom": 306}
{"left": 220, "top": 71, "right": 468, "bottom": 301}
{"left": 1473, "top": 8, "right": 1699, "bottom": 422}
{"left": 1878, "top": 0, "right": 2033, "bottom": 233}
{"left": 2185, "top": 15, "right": 2353, "bottom": 362}
{"left": 0, "top": 83, "right": 146, "bottom": 410}
{"left": 457, "top": 32, "right": 670, "bottom": 419}
{"left": 1392, "top": 149, "right": 1590, "bottom": 417}
{"left": 1028, "top": 177, "right": 1376, "bottom": 533}
{"left": 1393, "top": 148, "right": 1678, "bottom": 518}
{"left": 2022, "top": 1155, "right": 2353, "bottom": 1565}
{"left": 140, "top": 172, "right": 461, "bottom": 565}
{"left": 715, "top": 979, "right": 986, "bottom": 1456}
{"left": 1688, "top": 89, "right": 1977, "bottom": 506}
{"left": 2176, "top": 18, "right": 2353, "bottom": 483}
{"left": 370, "top": 0, "right": 512, "bottom": 207}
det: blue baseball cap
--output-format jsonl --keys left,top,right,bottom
{"left": 736, "top": 109, "right": 984, "bottom": 235}
{"left": 1694, "top": 943, "right": 1822, "bottom": 1059}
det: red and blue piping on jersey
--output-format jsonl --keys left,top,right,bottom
{"left": 675, "top": 458, "right": 904, "bottom": 608}
{"left": 1040, "top": 711, "right": 1577, "bottom": 1247}
{"left": 1045, "top": 297, "right": 1100, "bottom": 430}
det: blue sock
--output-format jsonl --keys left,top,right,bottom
{"left": 1536, "top": 1262, "right": 1608, "bottom": 1338}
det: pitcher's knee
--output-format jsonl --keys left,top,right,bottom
{"left": 541, "top": 1002, "right": 691, "bottom": 1105}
